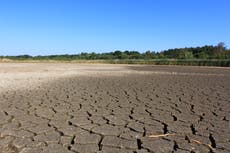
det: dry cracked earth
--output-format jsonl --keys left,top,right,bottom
{"left": 0, "top": 63, "right": 229, "bottom": 153}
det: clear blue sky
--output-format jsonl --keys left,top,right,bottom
{"left": 0, "top": 0, "right": 229, "bottom": 56}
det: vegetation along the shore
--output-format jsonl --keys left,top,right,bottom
{"left": 1, "top": 43, "right": 230, "bottom": 66}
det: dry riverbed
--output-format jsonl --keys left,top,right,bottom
{"left": 0, "top": 63, "right": 229, "bottom": 153}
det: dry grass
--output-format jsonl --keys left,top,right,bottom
{"left": 148, "top": 133, "right": 176, "bottom": 138}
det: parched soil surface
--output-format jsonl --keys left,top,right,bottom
{"left": 0, "top": 63, "right": 229, "bottom": 153}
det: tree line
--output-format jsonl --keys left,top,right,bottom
{"left": 1, "top": 42, "right": 230, "bottom": 61}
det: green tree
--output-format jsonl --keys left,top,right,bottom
{"left": 197, "top": 52, "right": 208, "bottom": 59}
{"left": 178, "top": 50, "right": 193, "bottom": 59}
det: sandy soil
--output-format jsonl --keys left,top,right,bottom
{"left": 0, "top": 63, "right": 229, "bottom": 153}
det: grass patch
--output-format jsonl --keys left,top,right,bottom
{"left": 1, "top": 58, "right": 229, "bottom": 67}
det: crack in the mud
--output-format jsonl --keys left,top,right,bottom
{"left": 102, "top": 116, "right": 110, "bottom": 124}
{"left": 199, "top": 115, "right": 204, "bottom": 122}
{"left": 86, "top": 111, "right": 92, "bottom": 117}
{"left": 190, "top": 104, "right": 195, "bottom": 113}
{"left": 162, "top": 123, "right": 168, "bottom": 134}
{"left": 71, "top": 135, "right": 76, "bottom": 145}
{"left": 190, "top": 124, "right": 196, "bottom": 135}
{"left": 98, "top": 135, "right": 104, "bottom": 151}
{"left": 185, "top": 135, "right": 191, "bottom": 143}
{"left": 137, "top": 138, "right": 142, "bottom": 150}
{"left": 129, "top": 115, "right": 134, "bottom": 120}
{"left": 223, "top": 116, "right": 228, "bottom": 121}
{"left": 143, "top": 127, "right": 146, "bottom": 137}
{"left": 209, "top": 134, "right": 216, "bottom": 148}
{"left": 171, "top": 114, "right": 177, "bottom": 121}
{"left": 3, "top": 111, "right": 9, "bottom": 116}
{"left": 173, "top": 140, "right": 179, "bottom": 151}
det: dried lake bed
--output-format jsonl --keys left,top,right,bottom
{"left": 0, "top": 63, "right": 229, "bottom": 153}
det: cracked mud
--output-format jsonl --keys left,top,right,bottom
{"left": 0, "top": 63, "right": 229, "bottom": 153}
